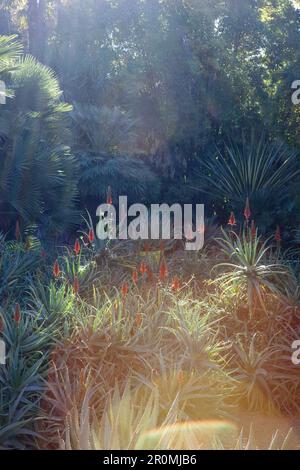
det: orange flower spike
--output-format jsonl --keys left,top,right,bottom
{"left": 88, "top": 228, "right": 95, "bottom": 243}
{"left": 73, "top": 276, "right": 80, "bottom": 295}
{"left": 74, "top": 238, "right": 81, "bottom": 256}
{"left": 244, "top": 197, "right": 251, "bottom": 221}
{"left": 178, "top": 370, "right": 185, "bottom": 386}
{"left": 15, "top": 220, "right": 20, "bottom": 241}
{"left": 275, "top": 226, "right": 281, "bottom": 243}
{"left": 159, "top": 256, "right": 168, "bottom": 281}
{"left": 106, "top": 186, "right": 113, "bottom": 205}
{"left": 228, "top": 211, "right": 236, "bottom": 227}
{"left": 53, "top": 259, "right": 60, "bottom": 278}
{"left": 14, "top": 303, "right": 21, "bottom": 325}
{"left": 135, "top": 313, "right": 142, "bottom": 328}
{"left": 146, "top": 266, "right": 153, "bottom": 282}
{"left": 140, "top": 261, "right": 147, "bottom": 276}
{"left": 132, "top": 270, "right": 138, "bottom": 285}
{"left": 121, "top": 282, "right": 129, "bottom": 299}
{"left": 172, "top": 275, "right": 181, "bottom": 291}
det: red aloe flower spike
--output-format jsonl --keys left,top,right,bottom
{"left": 159, "top": 256, "right": 168, "bottom": 281}
{"left": 15, "top": 220, "right": 20, "bottom": 241}
{"left": 73, "top": 275, "right": 80, "bottom": 295}
{"left": 146, "top": 266, "right": 153, "bottom": 282}
{"left": 121, "top": 282, "right": 129, "bottom": 299}
{"left": 140, "top": 261, "right": 147, "bottom": 276}
{"left": 74, "top": 238, "right": 81, "bottom": 256}
{"left": 135, "top": 313, "right": 142, "bottom": 328}
{"left": 14, "top": 303, "right": 21, "bottom": 325}
{"left": 275, "top": 226, "right": 281, "bottom": 243}
{"left": 106, "top": 186, "right": 113, "bottom": 205}
{"left": 244, "top": 197, "right": 251, "bottom": 221}
{"left": 172, "top": 275, "right": 181, "bottom": 291}
{"left": 159, "top": 240, "right": 165, "bottom": 252}
{"left": 251, "top": 220, "right": 256, "bottom": 238}
{"left": 228, "top": 211, "right": 236, "bottom": 227}
{"left": 88, "top": 228, "right": 95, "bottom": 243}
{"left": 53, "top": 259, "right": 60, "bottom": 278}
{"left": 178, "top": 370, "right": 185, "bottom": 386}
{"left": 132, "top": 270, "right": 138, "bottom": 285}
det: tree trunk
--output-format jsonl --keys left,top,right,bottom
{"left": 28, "top": 0, "right": 47, "bottom": 62}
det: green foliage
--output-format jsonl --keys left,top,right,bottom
{"left": 71, "top": 102, "right": 137, "bottom": 156}
{"left": 0, "top": 238, "right": 40, "bottom": 303}
{"left": 0, "top": 303, "right": 56, "bottom": 449}
{"left": 0, "top": 35, "right": 22, "bottom": 75}
{"left": 214, "top": 228, "right": 289, "bottom": 316}
{"left": 196, "top": 134, "right": 300, "bottom": 228}
{"left": 71, "top": 102, "right": 161, "bottom": 207}
{"left": 78, "top": 153, "right": 161, "bottom": 206}
{"left": 0, "top": 47, "right": 78, "bottom": 237}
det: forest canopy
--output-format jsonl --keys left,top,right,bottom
{"left": 1, "top": 0, "right": 300, "bottom": 236}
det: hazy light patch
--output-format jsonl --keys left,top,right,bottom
{"left": 291, "top": 0, "right": 300, "bottom": 9}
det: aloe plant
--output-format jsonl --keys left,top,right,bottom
{"left": 196, "top": 134, "right": 300, "bottom": 208}
{"left": 214, "top": 228, "right": 290, "bottom": 316}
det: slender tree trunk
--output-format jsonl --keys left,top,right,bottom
{"left": 28, "top": 0, "right": 47, "bottom": 62}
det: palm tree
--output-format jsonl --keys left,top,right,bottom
{"left": 71, "top": 102, "right": 161, "bottom": 209}
{"left": 0, "top": 36, "right": 78, "bottom": 238}
{"left": 0, "top": 35, "right": 22, "bottom": 75}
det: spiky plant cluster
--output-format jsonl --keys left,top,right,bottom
{"left": 0, "top": 196, "right": 300, "bottom": 449}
